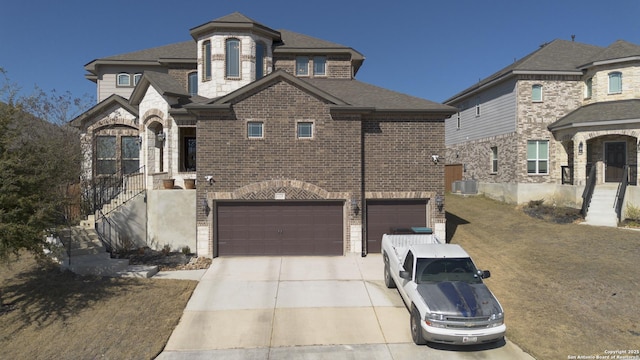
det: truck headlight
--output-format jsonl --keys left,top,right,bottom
{"left": 489, "top": 312, "right": 504, "bottom": 326}
{"left": 425, "top": 313, "right": 446, "bottom": 328}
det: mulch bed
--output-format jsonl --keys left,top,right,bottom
{"left": 115, "top": 248, "right": 212, "bottom": 271}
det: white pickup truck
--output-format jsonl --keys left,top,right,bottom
{"left": 381, "top": 228, "right": 506, "bottom": 345}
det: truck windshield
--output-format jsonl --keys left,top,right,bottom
{"left": 415, "top": 258, "right": 482, "bottom": 284}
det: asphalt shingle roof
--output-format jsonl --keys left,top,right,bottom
{"left": 548, "top": 99, "right": 640, "bottom": 130}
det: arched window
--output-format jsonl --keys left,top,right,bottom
{"left": 117, "top": 73, "right": 131, "bottom": 87}
{"left": 188, "top": 72, "right": 198, "bottom": 96}
{"left": 203, "top": 40, "right": 211, "bottom": 81}
{"left": 608, "top": 72, "right": 622, "bottom": 94}
{"left": 226, "top": 38, "right": 240, "bottom": 78}
{"left": 532, "top": 84, "right": 543, "bottom": 102}
{"left": 256, "top": 42, "right": 265, "bottom": 79}
{"left": 133, "top": 73, "right": 142, "bottom": 86}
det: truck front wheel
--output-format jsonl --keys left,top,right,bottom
{"left": 410, "top": 306, "right": 427, "bottom": 345}
{"left": 384, "top": 264, "right": 396, "bottom": 289}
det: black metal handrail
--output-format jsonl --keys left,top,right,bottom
{"left": 581, "top": 164, "right": 597, "bottom": 216}
{"left": 81, "top": 165, "right": 145, "bottom": 218}
{"left": 95, "top": 209, "right": 118, "bottom": 255}
{"left": 614, "top": 165, "right": 630, "bottom": 222}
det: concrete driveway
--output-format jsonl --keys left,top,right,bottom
{"left": 155, "top": 254, "right": 535, "bottom": 360}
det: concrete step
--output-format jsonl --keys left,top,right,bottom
{"left": 64, "top": 257, "right": 131, "bottom": 277}
{"left": 116, "top": 265, "right": 159, "bottom": 278}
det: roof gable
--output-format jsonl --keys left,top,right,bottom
{"left": 548, "top": 99, "right": 640, "bottom": 130}
{"left": 130, "top": 71, "right": 191, "bottom": 106}
{"left": 69, "top": 94, "right": 138, "bottom": 129}
{"left": 580, "top": 39, "right": 640, "bottom": 68}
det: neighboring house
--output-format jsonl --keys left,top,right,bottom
{"left": 444, "top": 38, "right": 640, "bottom": 213}
{"left": 70, "top": 12, "right": 456, "bottom": 257}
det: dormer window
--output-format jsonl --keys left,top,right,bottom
{"left": 117, "top": 73, "right": 131, "bottom": 87}
{"left": 532, "top": 84, "right": 543, "bottom": 102}
{"left": 226, "top": 38, "right": 240, "bottom": 78}
{"left": 296, "top": 56, "right": 309, "bottom": 76}
{"left": 313, "top": 56, "right": 326, "bottom": 76}
{"left": 608, "top": 72, "right": 622, "bottom": 94}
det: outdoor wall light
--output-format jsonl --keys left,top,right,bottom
{"left": 431, "top": 154, "right": 440, "bottom": 164}
{"left": 136, "top": 135, "right": 143, "bottom": 147}
{"left": 156, "top": 131, "right": 166, "bottom": 142}
{"left": 351, "top": 199, "right": 360, "bottom": 216}
{"left": 202, "top": 199, "right": 210, "bottom": 216}
{"left": 435, "top": 194, "right": 444, "bottom": 213}
{"left": 205, "top": 175, "right": 214, "bottom": 185}
{"left": 578, "top": 141, "right": 584, "bottom": 155}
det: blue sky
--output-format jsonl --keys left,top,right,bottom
{"left": 1, "top": 0, "right": 639, "bottom": 107}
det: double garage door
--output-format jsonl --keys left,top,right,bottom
{"left": 217, "top": 201, "right": 343, "bottom": 256}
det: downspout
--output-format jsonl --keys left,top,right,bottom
{"left": 361, "top": 120, "right": 367, "bottom": 257}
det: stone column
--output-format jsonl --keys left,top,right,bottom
{"left": 574, "top": 135, "right": 587, "bottom": 186}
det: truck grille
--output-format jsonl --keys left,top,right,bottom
{"left": 444, "top": 316, "right": 492, "bottom": 329}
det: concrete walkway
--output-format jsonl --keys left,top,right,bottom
{"left": 155, "top": 255, "right": 535, "bottom": 360}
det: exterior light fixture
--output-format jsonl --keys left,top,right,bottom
{"left": 435, "top": 194, "right": 444, "bottom": 212}
{"left": 156, "top": 131, "right": 166, "bottom": 142}
{"left": 351, "top": 199, "right": 360, "bottom": 216}
{"left": 136, "top": 135, "right": 143, "bottom": 147}
{"left": 578, "top": 141, "right": 583, "bottom": 155}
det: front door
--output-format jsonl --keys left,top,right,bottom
{"left": 605, "top": 142, "right": 626, "bottom": 182}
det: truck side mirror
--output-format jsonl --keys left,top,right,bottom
{"left": 480, "top": 270, "right": 491, "bottom": 279}
{"left": 399, "top": 270, "right": 412, "bottom": 280}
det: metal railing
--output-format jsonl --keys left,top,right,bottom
{"left": 81, "top": 166, "right": 145, "bottom": 218}
{"left": 614, "top": 165, "right": 631, "bottom": 221}
{"left": 581, "top": 164, "right": 597, "bottom": 216}
{"left": 95, "top": 209, "right": 118, "bottom": 255}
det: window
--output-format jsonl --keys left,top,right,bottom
{"left": 133, "top": 73, "right": 142, "bottom": 86}
{"left": 456, "top": 112, "right": 461, "bottom": 129}
{"left": 527, "top": 140, "right": 549, "bottom": 175}
{"left": 585, "top": 77, "right": 593, "bottom": 98}
{"left": 475, "top": 98, "right": 480, "bottom": 117}
{"left": 96, "top": 136, "right": 117, "bottom": 175}
{"left": 203, "top": 40, "right": 211, "bottom": 81}
{"left": 122, "top": 136, "right": 140, "bottom": 174}
{"left": 256, "top": 42, "right": 265, "bottom": 79}
{"left": 188, "top": 72, "right": 198, "bottom": 96}
{"left": 247, "top": 122, "right": 263, "bottom": 139}
{"left": 608, "top": 72, "right": 622, "bottom": 94}
{"left": 226, "top": 38, "right": 240, "bottom": 78}
{"left": 491, "top": 146, "right": 498, "bottom": 173}
{"left": 297, "top": 122, "right": 313, "bottom": 139}
{"left": 402, "top": 251, "right": 414, "bottom": 276}
{"left": 180, "top": 128, "right": 196, "bottom": 172}
{"left": 296, "top": 56, "right": 309, "bottom": 76}
{"left": 532, "top": 84, "right": 543, "bottom": 102}
{"left": 117, "top": 73, "right": 131, "bottom": 87}
{"left": 313, "top": 56, "right": 326, "bottom": 76}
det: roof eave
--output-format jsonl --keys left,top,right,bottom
{"left": 549, "top": 117, "right": 640, "bottom": 131}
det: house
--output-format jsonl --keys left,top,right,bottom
{"left": 443, "top": 38, "right": 640, "bottom": 220}
{"left": 70, "top": 12, "right": 456, "bottom": 257}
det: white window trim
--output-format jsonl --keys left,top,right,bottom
{"left": 226, "top": 38, "right": 241, "bottom": 79}
{"left": 490, "top": 146, "right": 498, "bottom": 174}
{"left": 296, "top": 56, "right": 310, "bottom": 77}
{"left": 247, "top": 121, "right": 264, "bottom": 139}
{"left": 532, "top": 84, "right": 543, "bottom": 102}
{"left": 584, "top": 77, "right": 593, "bottom": 99}
{"left": 312, "top": 56, "right": 326, "bottom": 76}
{"left": 608, "top": 72, "right": 622, "bottom": 94}
{"left": 296, "top": 120, "right": 314, "bottom": 139}
{"left": 117, "top": 73, "right": 131, "bottom": 87}
{"left": 527, "top": 140, "right": 549, "bottom": 175}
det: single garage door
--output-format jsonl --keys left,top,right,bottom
{"left": 217, "top": 201, "right": 343, "bottom": 256}
{"left": 366, "top": 200, "right": 428, "bottom": 253}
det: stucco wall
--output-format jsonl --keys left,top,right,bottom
{"left": 147, "top": 189, "right": 196, "bottom": 253}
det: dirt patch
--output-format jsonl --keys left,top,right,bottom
{"left": 446, "top": 194, "right": 640, "bottom": 360}
{"left": 521, "top": 199, "right": 584, "bottom": 224}
{"left": 115, "top": 248, "right": 212, "bottom": 271}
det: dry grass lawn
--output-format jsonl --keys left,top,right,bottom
{"left": 446, "top": 194, "right": 640, "bottom": 360}
{"left": 0, "top": 255, "right": 196, "bottom": 360}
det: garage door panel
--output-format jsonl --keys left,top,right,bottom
{"left": 217, "top": 202, "right": 343, "bottom": 256}
{"left": 366, "top": 200, "right": 427, "bottom": 253}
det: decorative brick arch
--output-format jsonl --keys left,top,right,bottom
{"left": 142, "top": 109, "right": 168, "bottom": 129}
{"left": 231, "top": 179, "right": 335, "bottom": 200}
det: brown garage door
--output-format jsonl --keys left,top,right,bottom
{"left": 366, "top": 200, "right": 427, "bottom": 253}
{"left": 217, "top": 201, "right": 343, "bottom": 256}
